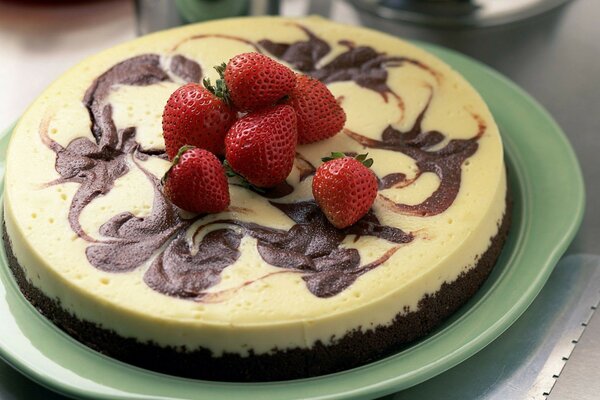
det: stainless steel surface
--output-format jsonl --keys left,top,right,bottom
{"left": 548, "top": 309, "right": 600, "bottom": 400}
{"left": 384, "top": 254, "right": 600, "bottom": 399}
{"left": 1, "top": 0, "right": 599, "bottom": 398}
{"left": 350, "top": 0, "right": 571, "bottom": 27}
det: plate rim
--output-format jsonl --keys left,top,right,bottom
{"left": 0, "top": 42, "right": 585, "bottom": 400}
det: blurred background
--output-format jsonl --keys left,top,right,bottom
{"left": 0, "top": 1, "right": 598, "bottom": 399}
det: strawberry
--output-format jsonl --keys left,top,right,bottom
{"left": 163, "top": 146, "right": 230, "bottom": 213}
{"left": 225, "top": 104, "right": 297, "bottom": 188}
{"left": 222, "top": 53, "right": 296, "bottom": 111}
{"left": 162, "top": 83, "right": 236, "bottom": 160}
{"left": 286, "top": 74, "right": 346, "bottom": 144}
{"left": 312, "top": 153, "right": 378, "bottom": 229}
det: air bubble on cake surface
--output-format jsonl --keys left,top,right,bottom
{"left": 330, "top": 82, "right": 400, "bottom": 135}
{"left": 108, "top": 83, "right": 176, "bottom": 151}
{"left": 388, "top": 62, "right": 438, "bottom": 93}
{"left": 136, "top": 156, "right": 170, "bottom": 182}
{"left": 45, "top": 103, "right": 92, "bottom": 146}
{"left": 79, "top": 168, "right": 154, "bottom": 237}
{"left": 191, "top": 311, "right": 203, "bottom": 320}
{"left": 381, "top": 172, "right": 440, "bottom": 206}
{"left": 175, "top": 38, "right": 255, "bottom": 82}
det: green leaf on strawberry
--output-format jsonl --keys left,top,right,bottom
{"left": 322, "top": 152, "right": 374, "bottom": 168}
{"left": 222, "top": 160, "right": 266, "bottom": 194}
{"left": 203, "top": 63, "right": 232, "bottom": 107}
{"left": 161, "top": 145, "right": 195, "bottom": 185}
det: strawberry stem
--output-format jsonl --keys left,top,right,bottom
{"left": 321, "top": 152, "right": 374, "bottom": 168}
{"left": 355, "top": 153, "right": 374, "bottom": 168}
{"left": 162, "top": 145, "right": 195, "bottom": 185}
{"left": 223, "top": 160, "right": 266, "bottom": 194}
{"left": 203, "top": 62, "right": 232, "bottom": 107}
{"left": 322, "top": 152, "right": 346, "bottom": 162}
{"left": 214, "top": 62, "right": 226, "bottom": 77}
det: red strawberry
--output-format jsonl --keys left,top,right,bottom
{"left": 312, "top": 153, "right": 378, "bottom": 229}
{"left": 225, "top": 104, "right": 297, "bottom": 188}
{"left": 163, "top": 146, "right": 230, "bottom": 213}
{"left": 162, "top": 83, "right": 236, "bottom": 160}
{"left": 223, "top": 53, "right": 295, "bottom": 111}
{"left": 286, "top": 74, "right": 346, "bottom": 144}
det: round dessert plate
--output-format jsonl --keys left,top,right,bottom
{"left": 0, "top": 43, "right": 584, "bottom": 400}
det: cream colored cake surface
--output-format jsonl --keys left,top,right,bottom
{"left": 4, "top": 16, "right": 506, "bottom": 355}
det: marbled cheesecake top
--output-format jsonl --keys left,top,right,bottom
{"left": 4, "top": 16, "right": 506, "bottom": 355}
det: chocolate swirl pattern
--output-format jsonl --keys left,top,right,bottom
{"left": 42, "top": 54, "right": 198, "bottom": 241}
{"left": 41, "top": 25, "right": 483, "bottom": 300}
{"left": 345, "top": 91, "right": 485, "bottom": 217}
{"left": 144, "top": 201, "right": 411, "bottom": 299}
{"left": 260, "top": 25, "right": 439, "bottom": 100}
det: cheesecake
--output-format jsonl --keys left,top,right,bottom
{"left": 3, "top": 16, "right": 509, "bottom": 381}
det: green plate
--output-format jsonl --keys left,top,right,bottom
{"left": 0, "top": 43, "right": 584, "bottom": 400}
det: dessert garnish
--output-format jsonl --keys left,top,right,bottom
{"left": 162, "top": 52, "right": 355, "bottom": 218}
{"left": 162, "top": 146, "right": 230, "bottom": 213}
{"left": 204, "top": 52, "right": 296, "bottom": 111}
{"left": 162, "top": 83, "right": 236, "bottom": 159}
{"left": 312, "top": 152, "right": 378, "bottom": 228}
{"left": 224, "top": 104, "right": 297, "bottom": 188}
{"left": 284, "top": 74, "right": 346, "bottom": 144}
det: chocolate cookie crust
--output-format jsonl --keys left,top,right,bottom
{"left": 3, "top": 200, "right": 510, "bottom": 382}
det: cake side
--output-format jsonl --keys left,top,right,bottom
{"left": 3, "top": 198, "right": 510, "bottom": 381}
{"left": 3, "top": 15, "right": 507, "bottom": 357}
